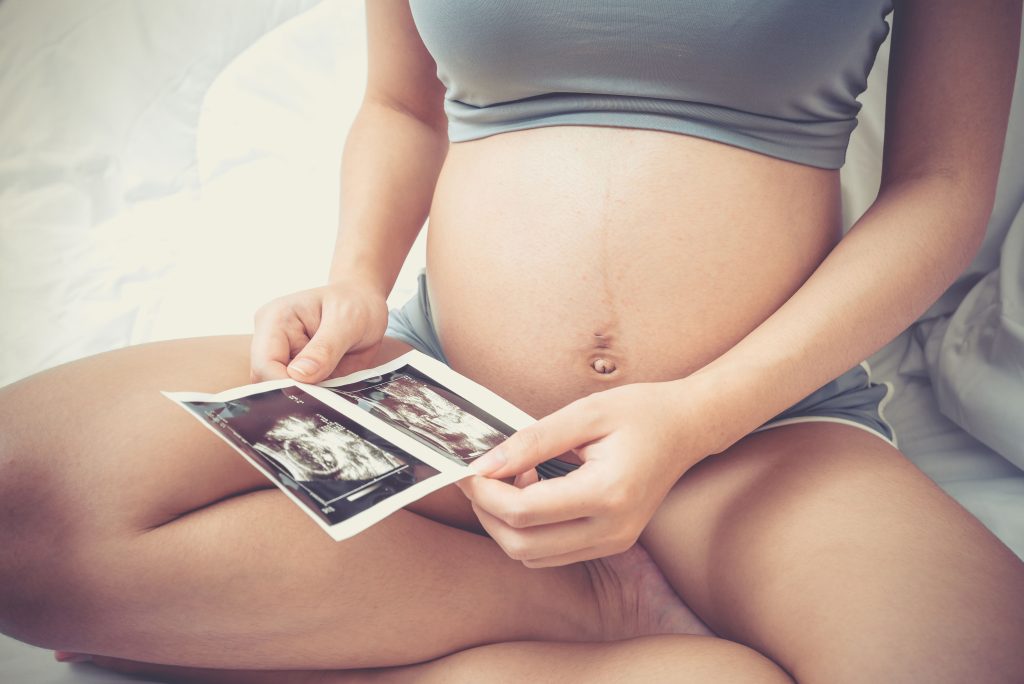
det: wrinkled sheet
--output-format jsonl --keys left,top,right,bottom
{"left": 1, "top": 2, "right": 1021, "bottom": 682}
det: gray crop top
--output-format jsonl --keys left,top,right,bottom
{"left": 407, "top": 1, "right": 895, "bottom": 169}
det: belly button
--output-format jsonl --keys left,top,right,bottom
{"left": 591, "top": 357, "right": 617, "bottom": 374}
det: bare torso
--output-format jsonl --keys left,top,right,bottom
{"left": 426, "top": 125, "right": 842, "bottom": 419}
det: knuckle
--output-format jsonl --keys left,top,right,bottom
{"left": 302, "top": 340, "right": 337, "bottom": 362}
{"left": 576, "top": 391, "right": 601, "bottom": 413}
{"left": 609, "top": 540, "right": 630, "bottom": 556}
{"left": 502, "top": 505, "right": 530, "bottom": 529}
{"left": 575, "top": 393, "right": 605, "bottom": 431}
{"left": 320, "top": 293, "right": 343, "bottom": 315}
{"left": 592, "top": 496, "right": 614, "bottom": 516}
{"left": 283, "top": 316, "right": 309, "bottom": 339}
{"left": 325, "top": 294, "right": 362, "bottom": 320}
{"left": 254, "top": 297, "right": 285, "bottom": 320}
{"left": 501, "top": 536, "right": 530, "bottom": 561}
{"left": 253, "top": 301, "right": 271, "bottom": 319}
{"left": 251, "top": 362, "right": 281, "bottom": 381}
{"left": 613, "top": 529, "right": 639, "bottom": 553}
{"left": 517, "top": 428, "right": 542, "bottom": 461}
{"left": 603, "top": 490, "right": 628, "bottom": 514}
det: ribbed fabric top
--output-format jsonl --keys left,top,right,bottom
{"left": 408, "top": 1, "right": 894, "bottom": 169}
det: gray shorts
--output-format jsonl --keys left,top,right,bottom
{"left": 387, "top": 267, "right": 899, "bottom": 460}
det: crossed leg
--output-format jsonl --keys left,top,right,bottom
{"left": 0, "top": 335, "right": 787, "bottom": 682}
{"left": 73, "top": 636, "right": 791, "bottom": 683}
{"left": 3, "top": 334, "right": 1021, "bottom": 682}
{"left": 642, "top": 421, "right": 1024, "bottom": 682}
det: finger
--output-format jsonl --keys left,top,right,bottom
{"left": 460, "top": 464, "right": 607, "bottom": 528}
{"left": 472, "top": 502, "right": 598, "bottom": 562}
{"left": 287, "top": 307, "right": 363, "bottom": 383}
{"left": 328, "top": 339, "right": 383, "bottom": 379}
{"left": 513, "top": 468, "right": 539, "bottom": 488}
{"left": 521, "top": 544, "right": 608, "bottom": 569}
{"left": 250, "top": 313, "right": 294, "bottom": 381}
{"left": 469, "top": 395, "right": 607, "bottom": 478}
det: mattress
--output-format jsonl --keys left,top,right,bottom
{"left": 1, "top": 1, "right": 1021, "bottom": 681}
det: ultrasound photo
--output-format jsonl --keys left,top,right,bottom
{"left": 180, "top": 386, "right": 441, "bottom": 526}
{"left": 327, "top": 365, "right": 514, "bottom": 465}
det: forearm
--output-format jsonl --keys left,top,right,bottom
{"left": 328, "top": 99, "right": 449, "bottom": 295}
{"left": 677, "top": 174, "right": 991, "bottom": 456}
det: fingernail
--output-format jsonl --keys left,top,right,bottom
{"left": 289, "top": 358, "right": 318, "bottom": 377}
{"left": 470, "top": 448, "right": 506, "bottom": 475}
{"left": 55, "top": 652, "right": 92, "bottom": 663}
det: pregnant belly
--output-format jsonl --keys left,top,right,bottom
{"left": 425, "top": 125, "right": 842, "bottom": 420}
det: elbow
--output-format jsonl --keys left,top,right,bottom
{"left": 958, "top": 214, "right": 989, "bottom": 273}
{"left": 942, "top": 186, "right": 992, "bottom": 274}
{"left": 880, "top": 170, "right": 995, "bottom": 268}
{"left": 947, "top": 175, "right": 996, "bottom": 269}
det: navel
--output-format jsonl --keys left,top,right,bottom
{"left": 589, "top": 330, "right": 619, "bottom": 374}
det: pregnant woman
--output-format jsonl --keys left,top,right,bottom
{"left": 3, "top": 1, "right": 1024, "bottom": 682}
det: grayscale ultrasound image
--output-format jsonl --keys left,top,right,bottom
{"left": 328, "top": 365, "right": 515, "bottom": 465}
{"left": 182, "top": 386, "right": 440, "bottom": 525}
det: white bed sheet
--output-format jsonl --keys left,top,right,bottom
{"left": 1, "top": 2, "right": 1021, "bottom": 681}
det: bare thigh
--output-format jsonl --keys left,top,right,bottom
{"left": 1, "top": 335, "right": 606, "bottom": 669}
{"left": 641, "top": 422, "right": 1024, "bottom": 683}
{"left": 84, "top": 635, "right": 794, "bottom": 684}
{"left": 1, "top": 335, "right": 477, "bottom": 538}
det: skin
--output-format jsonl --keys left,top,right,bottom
{"left": 62, "top": 636, "right": 794, "bottom": 684}
{"left": 0, "top": 0, "right": 1022, "bottom": 682}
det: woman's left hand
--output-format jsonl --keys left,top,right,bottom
{"left": 456, "top": 378, "right": 722, "bottom": 568}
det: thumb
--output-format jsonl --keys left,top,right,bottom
{"left": 469, "top": 395, "right": 606, "bottom": 478}
{"left": 287, "top": 313, "right": 360, "bottom": 383}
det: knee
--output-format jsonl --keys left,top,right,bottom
{"left": 409, "top": 636, "right": 795, "bottom": 684}
{"left": 694, "top": 638, "right": 795, "bottom": 683}
{"left": 0, "top": 383, "right": 78, "bottom": 645}
{"left": 629, "top": 637, "right": 795, "bottom": 684}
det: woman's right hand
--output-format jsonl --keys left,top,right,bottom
{"left": 250, "top": 276, "right": 391, "bottom": 384}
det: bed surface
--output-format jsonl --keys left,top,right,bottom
{"left": 2, "top": 2, "right": 1022, "bottom": 681}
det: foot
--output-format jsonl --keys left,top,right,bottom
{"left": 585, "top": 543, "right": 715, "bottom": 640}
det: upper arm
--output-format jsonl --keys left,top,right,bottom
{"left": 881, "top": 0, "right": 1021, "bottom": 201}
{"left": 363, "top": 0, "right": 448, "bottom": 132}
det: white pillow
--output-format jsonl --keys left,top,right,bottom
{"left": 0, "top": 0, "right": 324, "bottom": 384}
{"left": 137, "top": 1, "right": 427, "bottom": 344}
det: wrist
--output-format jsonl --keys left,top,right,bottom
{"left": 661, "top": 361, "right": 765, "bottom": 458}
{"left": 327, "top": 258, "right": 393, "bottom": 299}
